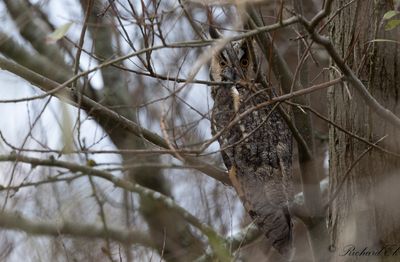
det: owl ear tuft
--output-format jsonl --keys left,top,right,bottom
{"left": 209, "top": 26, "right": 222, "bottom": 39}
{"left": 240, "top": 41, "right": 250, "bottom": 57}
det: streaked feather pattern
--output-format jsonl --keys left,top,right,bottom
{"left": 210, "top": 34, "right": 294, "bottom": 259}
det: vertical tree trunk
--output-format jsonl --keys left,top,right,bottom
{"left": 329, "top": 1, "right": 400, "bottom": 262}
{"left": 79, "top": 1, "right": 205, "bottom": 260}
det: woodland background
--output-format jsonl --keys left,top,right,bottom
{"left": 0, "top": 0, "right": 399, "bottom": 261}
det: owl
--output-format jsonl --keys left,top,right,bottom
{"left": 209, "top": 27, "right": 294, "bottom": 259}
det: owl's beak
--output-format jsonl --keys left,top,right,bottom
{"left": 221, "top": 67, "right": 240, "bottom": 82}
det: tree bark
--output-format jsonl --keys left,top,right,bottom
{"left": 77, "top": 1, "right": 205, "bottom": 260}
{"left": 329, "top": 1, "right": 400, "bottom": 262}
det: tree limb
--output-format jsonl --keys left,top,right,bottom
{"left": 0, "top": 210, "right": 153, "bottom": 247}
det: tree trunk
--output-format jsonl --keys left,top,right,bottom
{"left": 329, "top": 1, "right": 400, "bottom": 262}
{"left": 79, "top": 1, "right": 205, "bottom": 260}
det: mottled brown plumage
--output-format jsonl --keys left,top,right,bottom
{"left": 209, "top": 29, "right": 294, "bottom": 258}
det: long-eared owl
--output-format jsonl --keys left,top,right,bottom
{"left": 209, "top": 27, "right": 294, "bottom": 258}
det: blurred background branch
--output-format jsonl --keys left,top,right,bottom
{"left": 0, "top": 0, "right": 398, "bottom": 261}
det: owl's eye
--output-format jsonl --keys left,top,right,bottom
{"left": 241, "top": 59, "right": 249, "bottom": 67}
{"left": 219, "top": 60, "right": 227, "bottom": 67}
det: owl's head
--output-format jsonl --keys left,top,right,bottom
{"left": 209, "top": 27, "right": 257, "bottom": 83}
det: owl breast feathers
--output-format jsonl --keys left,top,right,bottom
{"left": 209, "top": 29, "right": 294, "bottom": 259}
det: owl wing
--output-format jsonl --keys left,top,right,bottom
{"left": 232, "top": 156, "right": 293, "bottom": 259}
{"left": 229, "top": 100, "right": 294, "bottom": 258}
{"left": 210, "top": 113, "right": 232, "bottom": 172}
{"left": 210, "top": 75, "right": 294, "bottom": 258}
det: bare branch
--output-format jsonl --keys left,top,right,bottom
{"left": 299, "top": 1, "right": 400, "bottom": 130}
{"left": 0, "top": 153, "right": 231, "bottom": 260}
{"left": 0, "top": 210, "right": 153, "bottom": 247}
